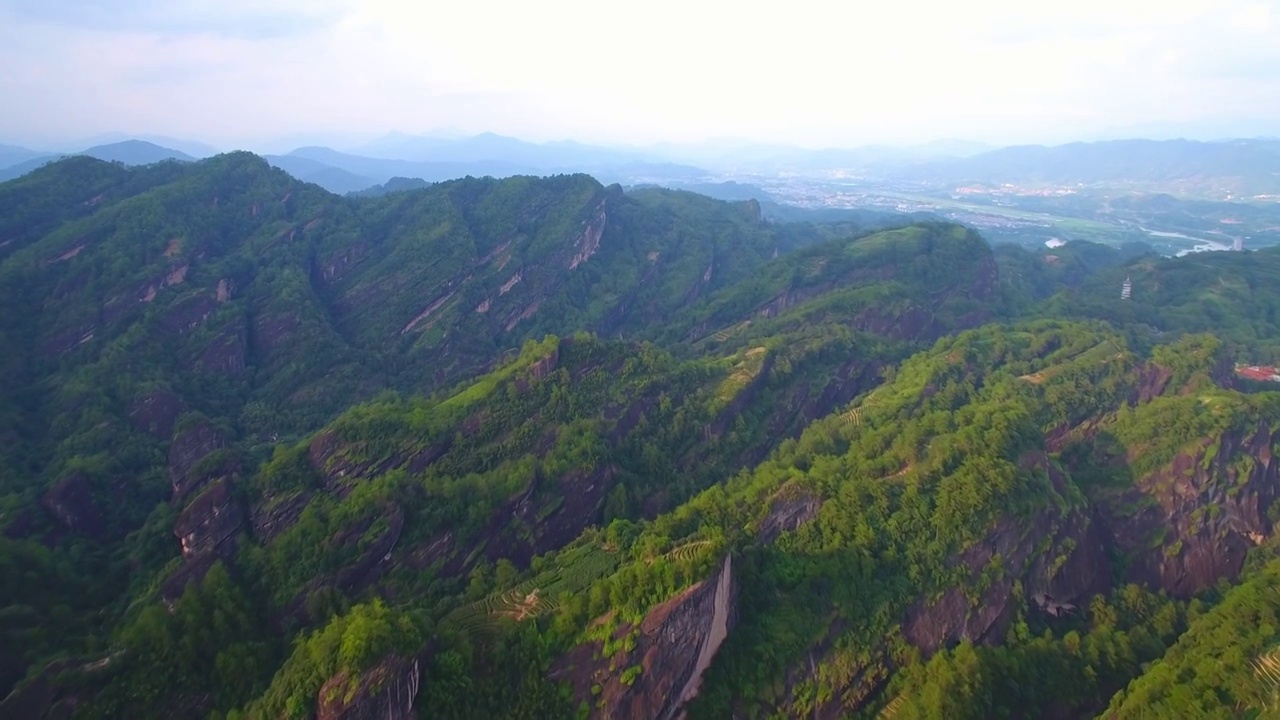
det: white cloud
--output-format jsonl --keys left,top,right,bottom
{"left": 0, "top": 0, "right": 1277, "bottom": 149}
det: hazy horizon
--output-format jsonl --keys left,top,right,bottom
{"left": 2, "top": 0, "right": 1278, "bottom": 151}
{"left": 8, "top": 126, "right": 1280, "bottom": 161}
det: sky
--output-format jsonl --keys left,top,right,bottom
{"left": 1, "top": 0, "right": 1278, "bottom": 151}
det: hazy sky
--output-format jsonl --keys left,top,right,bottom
{"left": 2, "top": 0, "right": 1278, "bottom": 150}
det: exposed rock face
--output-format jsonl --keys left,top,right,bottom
{"left": 703, "top": 352, "right": 775, "bottom": 441}
{"left": 483, "top": 464, "right": 618, "bottom": 566}
{"left": 41, "top": 472, "right": 107, "bottom": 540}
{"left": 40, "top": 324, "right": 96, "bottom": 358}
{"left": 315, "top": 655, "right": 420, "bottom": 720}
{"left": 307, "top": 430, "right": 451, "bottom": 497}
{"left": 552, "top": 554, "right": 736, "bottom": 720}
{"left": 1129, "top": 362, "right": 1173, "bottom": 405}
{"left": 160, "top": 294, "right": 219, "bottom": 335}
{"left": 765, "top": 454, "right": 1111, "bottom": 719}
{"left": 0, "top": 655, "right": 116, "bottom": 720}
{"left": 198, "top": 325, "right": 247, "bottom": 375}
{"left": 327, "top": 505, "right": 404, "bottom": 595}
{"left": 758, "top": 486, "right": 821, "bottom": 543}
{"left": 159, "top": 555, "right": 219, "bottom": 610}
{"left": 173, "top": 478, "right": 243, "bottom": 560}
{"left": 529, "top": 344, "right": 560, "bottom": 380}
{"left": 317, "top": 242, "right": 371, "bottom": 285}
{"left": 904, "top": 454, "right": 1109, "bottom": 654}
{"left": 128, "top": 389, "right": 185, "bottom": 439}
{"left": 568, "top": 201, "right": 608, "bottom": 270}
{"left": 785, "top": 358, "right": 884, "bottom": 436}
{"left": 1104, "top": 421, "right": 1279, "bottom": 597}
{"left": 249, "top": 490, "right": 313, "bottom": 543}
{"left": 251, "top": 312, "right": 302, "bottom": 362}
{"left": 286, "top": 505, "right": 405, "bottom": 625}
{"left": 168, "top": 420, "right": 230, "bottom": 502}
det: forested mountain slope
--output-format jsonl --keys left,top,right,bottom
{"left": 2, "top": 153, "right": 1280, "bottom": 720}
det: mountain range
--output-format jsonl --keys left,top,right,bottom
{"left": 0, "top": 140, "right": 196, "bottom": 183}
{"left": 5, "top": 134, "right": 1280, "bottom": 199}
{"left": 2, "top": 151, "right": 1280, "bottom": 719}
{"left": 900, "top": 138, "right": 1280, "bottom": 195}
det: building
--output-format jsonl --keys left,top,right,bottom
{"left": 1234, "top": 237, "right": 1245, "bottom": 251}
{"left": 1121, "top": 275, "right": 1132, "bottom": 300}
{"left": 1237, "top": 366, "right": 1280, "bottom": 382}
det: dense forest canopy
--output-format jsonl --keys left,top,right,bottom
{"left": 1, "top": 154, "right": 1279, "bottom": 720}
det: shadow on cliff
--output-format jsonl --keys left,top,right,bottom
{"left": 1056, "top": 429, "right": 1138, "bottom": 587}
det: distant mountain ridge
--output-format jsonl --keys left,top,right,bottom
{"left": 70, "top": 133, "right": 221, "bottom": 159}
{"left": 0, "top": 140, "right": 196, "bottom": 182}
{"left": 899, "top": 138, "right": 1280, "bottom": 194}
{"left": 4, "top": 133, "right": 1280, "bottom": 202}
{"left": 354, "top": 130, "right": 651, "bottom": 167}
{"left": 0, "top": 144, "right": 46, "bottom": 169}
{"left": 79, "top": 139, "right": 196, "bottom": 165}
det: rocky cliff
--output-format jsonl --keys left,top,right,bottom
{"left": 173, "top": 478, "right": 243, "bottom": 560}
{"left": 552, "top": 554, "right": 736, "bottom": 720}
{"left": 40, "top": 472, "right": 107, "bottom": 540}
{"left": 1102, "top": 420, "right": 1278, "bottom": 597}
{"left": 315, "top": 654, "right": 420, "bottom": 720}
{"left": 906, "top": 454, "right": 1110, "bottom": 654}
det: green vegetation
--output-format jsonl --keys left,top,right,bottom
{"left": 884, "top": 585, "right": 1187, "bottom": 720}
{"left": 2, "top": 153, "right": 1280, "bottom": 720}
{"left": 1104, "top": 558, "right": 1280, "bottom": 719}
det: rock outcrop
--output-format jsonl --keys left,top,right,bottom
{"left": 758, "top": 454, "right": 1110, "bottom": 720}
{"left": 904, "top": 453, "right": 1109, "bottom": 654}
{"left": 758, "top": 485, "right": 822, "bottom": 543}
{"left": 161, "top": 419, "right": 247, "bottom": 605}
{"left": 250, "top": 490, "right": 313, "bottom": 543}
{"left": 1104, "top": 421, "right": 1278, "bottom": 597}
{"left": 41, "top": 472, "right": 107, "bottom": 540}
{"left": 568, "top": 201, "right": 608, "bottom": 270}
{"left": 307, "top": 430, "right": 451, "bottom": 498}
{"left": 552, "top": 554, "right": 736, "bottom": 720}
{"left": 168, "top": 419, "right": 231, "bottom": 503}
{"left": 197, "top": 324, "right": 247, "bottom": 375}
{"left": 285, "top": 505, "right": 405, "bottom": 625}
{"left": 173, "top": 478, "right": 243, "bottom": 560}
{"left": 481, "top": 464, "right": 618, "bottom": 566}
{"left": 127, "top": 389, "right": 185, "bottom": 439}
{"left": 315, "top": 654, "right": 420, "bottom": 720}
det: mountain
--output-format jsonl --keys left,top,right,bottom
{"left": 903, "top": 138, "right": 1280, "bottom": 195}
{"left": 354, "top": 131, "right": 649, "bottom": 168}
{"left": 3, "top": 151, "right": 1280, "bottom": 720}
{"left": 263, "top": 154, "right": 379, "bottom": 194}
{"left": 0, "top": 140, "right": 195, "bottom": 182}
{"left": 287, "top": 145, "right": 536, "bottom": 183}
{"left": 79, "top": 139, "right": 196, "bottom": 165}
{"left": 349, "top": 176, "right": 433, "bottom": 197}
{"left": 72, "top": 133, "right": 221, "bottom": 159}
{"left": 284, "top": 145, "right": 708, "bottom": 187}
{"left": 0, "top": 154, "right": 59, "bottom": 182}
{"left": 0, "top": 143, "right": 47, "bottom": 169}
{"left": 632, "top": 180, "right": 776, "bottom": 204}
{"left": 642, "top": 138, "right": 997, "bottom": 173}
